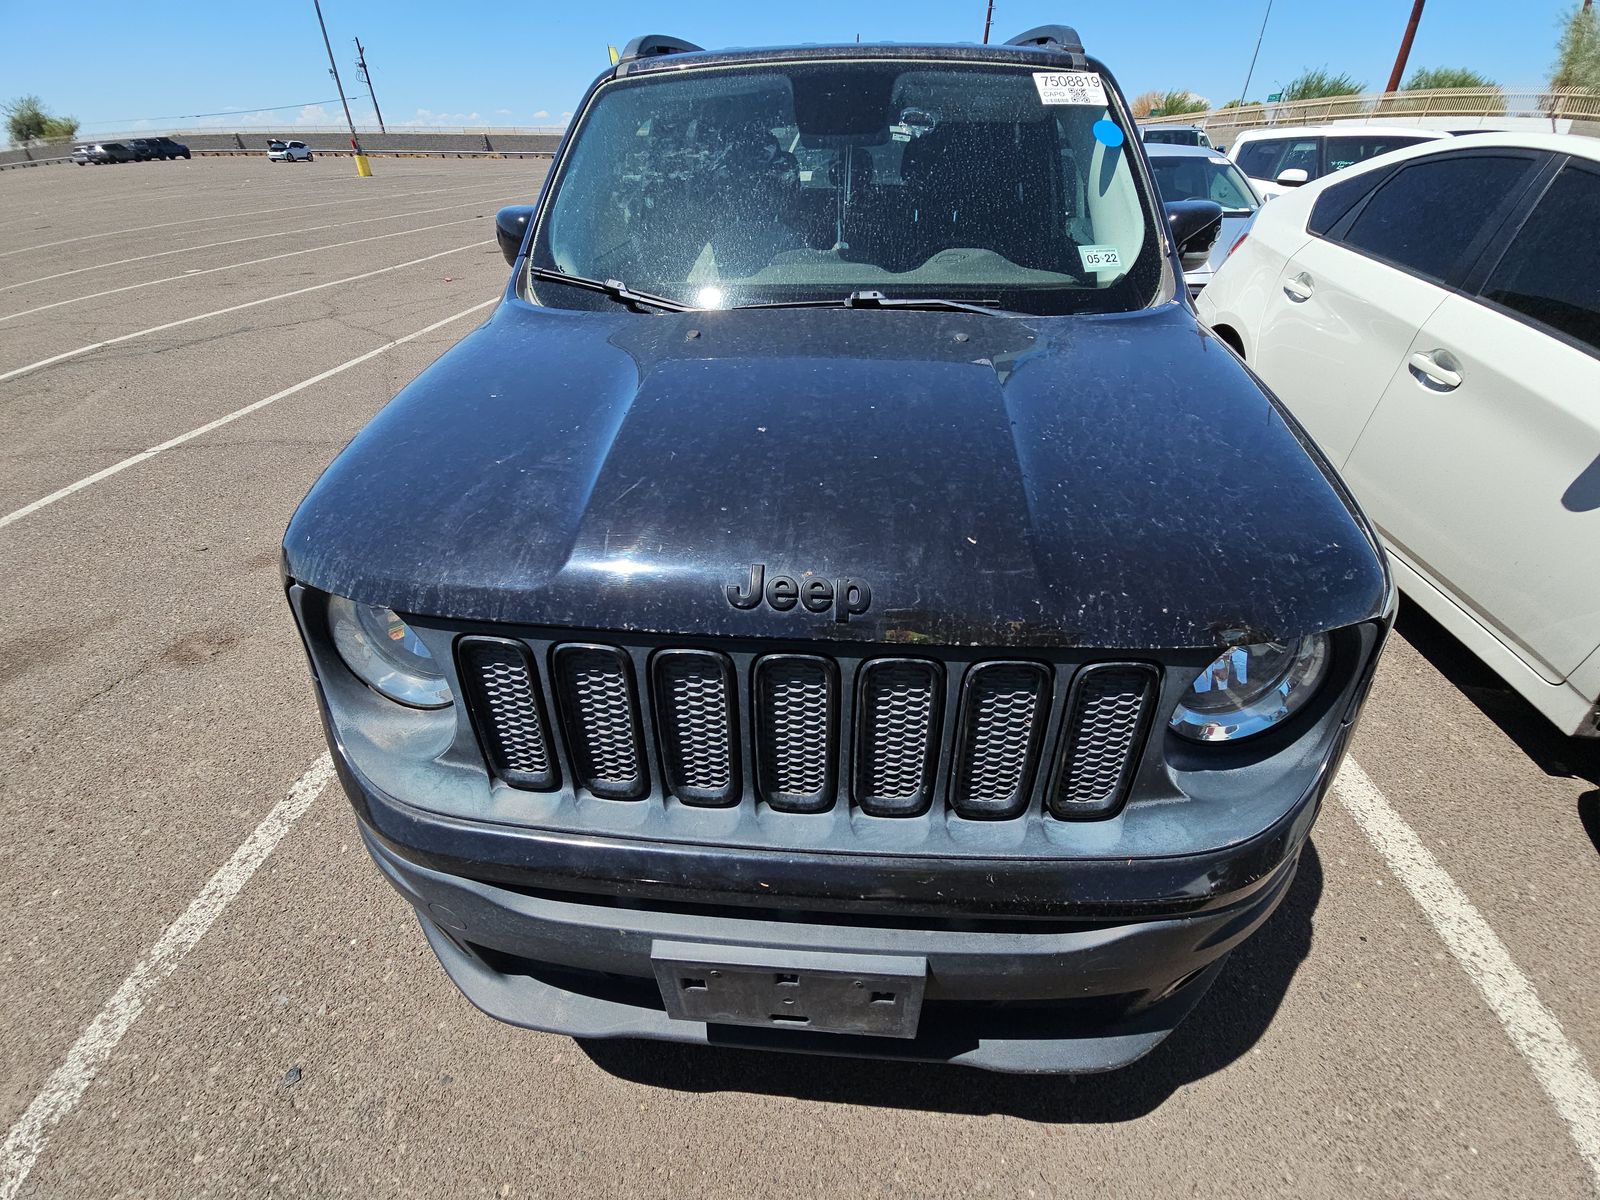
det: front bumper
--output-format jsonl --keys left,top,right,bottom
{"left": 338, "top": 740, "right": 1322, "bottom": 1073}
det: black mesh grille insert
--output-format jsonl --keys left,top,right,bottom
{"left": 653, "top": 650, "right": 738, "bottom": 806}
{"left": 950, "top": 662, "right": 1050, "bottom": 818}
{"left": 854, "top": 659, "right": 942, "bottom": 817}
{"left": 552, "top": 644, "right": 647, "bottom": 800}
{"left": 458, "top": 638, "right": 557, "bottom": 791}
{"left": 754, "top": 655, "right": 837, "bottom": 813}
{"left": 1051, "top": 663, "right": 1157, "bottom": 819}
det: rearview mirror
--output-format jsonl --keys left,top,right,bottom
{"left": 1164, "top": 199, "right": 1224, "bottom": 271}
{"left": 1275, "top": 167, "right": 1309, "bottom": 187}
{"left": 495, "top": 205, "right": 535, "bottom": 265}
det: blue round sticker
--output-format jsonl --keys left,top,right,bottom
{"left": 1093, "top": 119, "right": 1125, "bottom": 148}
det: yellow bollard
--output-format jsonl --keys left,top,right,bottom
{"left": 354, "top": 153, "right": 373, "bottom": 178}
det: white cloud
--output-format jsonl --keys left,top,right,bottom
{"left": 495, "top": 107, "right": 512, "bottom": 116}
{"left": 533, "top": 110, "right": 550, "bottom": 119}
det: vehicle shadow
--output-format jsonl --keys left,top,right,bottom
{"left": 578, "top": 841, "right": 1322, "bottom": 1122}
{"left": 1391, "top": 600, "right": 1600, "bottom": 854}
{"left": 1394, "top": 600, "right": 1600, "bottom": 784}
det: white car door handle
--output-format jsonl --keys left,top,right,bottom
{"left": 1282, "top": 273, "right": 1313, "bottom": 302}
{"left": 1407, "top": 350, "right": 1463, "bottom": 391}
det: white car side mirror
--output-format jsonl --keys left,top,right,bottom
{"left": 1275, "top": 167, "right": 1310, "bottom": 187}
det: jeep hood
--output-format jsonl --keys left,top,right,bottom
{"left": 283, "top": 301, "right": 1387, "bottom": 649}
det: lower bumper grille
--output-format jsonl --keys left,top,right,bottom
{"left": 458, "top": 635, "right": 1160, "bottom": 823}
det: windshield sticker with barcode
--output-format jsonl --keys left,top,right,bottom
{"left": 1033, "top": 72, "right": 1108, "bottom": 107}
{"left": 1078, "top": 245, "right": 1123, "bottom": 273}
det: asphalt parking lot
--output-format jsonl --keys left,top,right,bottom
{"left": 2, "top": 156, "right": 1599, "bottom": 1199}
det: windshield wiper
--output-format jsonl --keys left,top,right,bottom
{"left": 737, "top": 290, "right": 1007, "bottom": 316}
{"left": 525, "top": 266, "right": 694, "bottom": 313}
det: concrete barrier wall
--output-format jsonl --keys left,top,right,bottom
{"left": 0, "top": 130, "right": 564, "bottom": 170}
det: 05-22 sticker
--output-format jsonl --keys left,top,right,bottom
{"left": 1078, "top": 245, "right": 1123, "bottom": 273}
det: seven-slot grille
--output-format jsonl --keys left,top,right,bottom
{"left": 458, "top": 637, "right": 1159, "bottom": 821}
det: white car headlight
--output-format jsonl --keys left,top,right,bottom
{"left": 1170, "top": 635, "right": 1329, "bottom": 742}
{"left": 328, "top": 595, "right": 452, "bottom": 708}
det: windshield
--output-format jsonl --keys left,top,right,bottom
{"left": 1149, "top": 154, "right": 1259, "bottom": 215}
{"left": 532, "top": 60, "right": 1164, "bottom": 314}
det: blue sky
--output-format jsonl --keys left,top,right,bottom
{"left": 6, "top": 0, "right": 1579, "bottom": 135}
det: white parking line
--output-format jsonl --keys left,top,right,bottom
{"left": 0, "top": 216, "right": 483, "bottom": 324}
{"left": 1335, "top": 759, "right": 1600, "bottom": 1190}
{"left": 0, "top": 180, "right": 516, "bottom": 259}
{"left": 0, "top": 243, "right": 485, "bottom": 385}
{"left": 0, "top": 298, "right": 496, "bottom": 531}
{"left": 0, "top": 194, "right": 522, "bottom": 294}
{"left": 0, "top": 754, "right": 335, "bottom": 1200}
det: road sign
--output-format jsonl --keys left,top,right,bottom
{"left": 1267, "top": 91, "right": 1283, "bottom": 102}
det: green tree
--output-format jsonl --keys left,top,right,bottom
{"left": 4, "top": 94, "right": 78, "bottom": 145}
{"left": 1551, "top": 3, "right": 1600, "bottom": 92}
{"left": 1280, "top": 68, "right": 1366, "bottom": 101}
{"left": 1403, "top": 66, "right": 1497, "bottom": 90}
{"left": 1131, "top": 88, "right": 1209, "bottom": 118}
{"left": 1389, "top": 65, "right": 1506, "bottom": 114}
{"left": 1220, "top": 98, "right": 1261, "bottom": 109}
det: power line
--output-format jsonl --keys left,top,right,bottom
{"left": 80, "top": 96, "right": 362, "bottom": 129}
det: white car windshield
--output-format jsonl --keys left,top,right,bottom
{"left": 1150, "top": 155, "right": 1259, "bottom": 215}
{"left": 532, "top": 59, "right": 1164, "bottom": 315}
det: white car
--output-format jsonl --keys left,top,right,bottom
{"left": 267, "top": 139, "right": 313, "bottom": 163}
{"left": 1229, "top": 124, "right": 1447, "bottom": 199}
{"left": 1198, "top": 133, "right": 1600, "bottom": 736}
{"left": 1145, "top": 143, "right": 1261, "bottom": 295}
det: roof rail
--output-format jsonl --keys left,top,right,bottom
{"left": 618, "top": 34, "right": 705, "bottom": 64}
{"left": 1004, "top": 25, "right": 1088, "bottom": 68}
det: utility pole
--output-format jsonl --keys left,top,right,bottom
{"left": 982, "top": 0, "right": 994, "bottom": 44}
{"left": 1237, "top": 0, "right": 1274, "bottom": 106}
{"left": 1385, "top": 0, "right": 1426, "bottom": 93}
{"left": 354, "top": 36, "right": 386, "bottom": 133}
{"left": 312, "top": 0, "right": 372, "bottom": 176}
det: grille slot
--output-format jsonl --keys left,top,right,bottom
{"left": 1051, "top": 663, "right": 1158, "bottom": 819}
{"left": 854, "top": 658, "right": 943, "bottom": 817}
{"left": 950, "top": 661, "right": 1051, "bottom": 819}
{"left": 458, "top": 637, "right": 558, "bottom": 791}
{"left": 653, "top": 650, "right": 739, "bottom": 806}
{"left": 552, "top": 644, "right": 648, "bottom": 800}
{"left": 754, "top": 655, "right": 837, "bottom": 813}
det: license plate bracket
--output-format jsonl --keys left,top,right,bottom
{"left": 651, "top": 940, "right": 927, "bottom": 1039}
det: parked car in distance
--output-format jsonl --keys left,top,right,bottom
{"left": 130, "top": 136, "right": 190, "bottom": 160}
{"left": 1229, "top": 125, "right": 1447, "bottom": 199}
{"left": 1198, "top": 133, "right": 1600, "bottom": 737}
{"left": 1146, "top": 143, "right": 1261, "bottom": 295}
{"left": 267, "top": 139, "right": 313, "bottom": 162}
{"left": 71, "top": 142, "right": 135, "bottom": 165}
{"left": 282, "top": 26, "right": 1393, "bottom": 1075}
{"left": 1141, "top": 124, "right": 1213, "bottom": 149}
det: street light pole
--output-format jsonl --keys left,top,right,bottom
{"left": 1385, "top": 0, "right": 1426, "bottom": 93}
{"left": 982, "top": 0, "right": 994, "bottom": 44}
{"left": 312, "top": 0, "right": 372, "bottom": 176}
{"left": 354, "top": 36, "right": 386, "bottom": 134}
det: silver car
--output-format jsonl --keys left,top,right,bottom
{"left": 1145, "top": 142, "right": 1260, "bottom": 295}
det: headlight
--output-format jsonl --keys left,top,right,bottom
{"left": 1170, "top": 635, "right": 1329, "bottom": 742}
{"left": 327, "top": 595, "right": 452, "bottom": 708}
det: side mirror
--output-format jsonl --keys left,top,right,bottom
{"left": 1165, "top": 199, "right": 1224, "bottom": 271}
{"left": 495, "top": 205, "right": 535, "bottom": 265}
{"left": 1275, "top": 167, "right": 1310, "bottom": 187}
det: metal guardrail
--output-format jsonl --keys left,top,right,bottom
{"left": 1141, "top": 86, "right": 1600, "bottom": 132}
